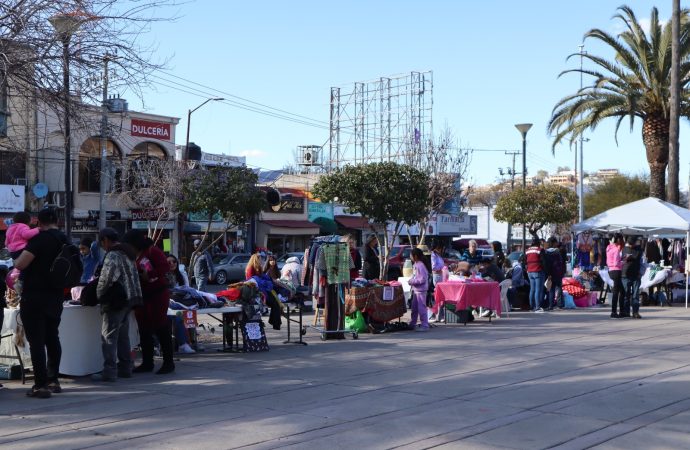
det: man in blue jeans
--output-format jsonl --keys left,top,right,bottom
{"left": 525, "top": 237, "right": 546, "bottom": 313}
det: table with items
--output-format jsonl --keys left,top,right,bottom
{"left": 1, "top": 305, "right": 139, "bottom": 379}
{"left": 433, "top": 280, "right": 502, "bottom": 323}
{"left": 345, "top": 283, "right": 406, "bottom": 322}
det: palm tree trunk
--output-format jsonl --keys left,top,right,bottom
{"left": 643, "top": 114, "right": 670, "bottom": 200}
{"left": 668, "top": 0, "right": 681, "bottom": 204}
{"left": 650, "top": 163, "right": 668, "bottom": 199}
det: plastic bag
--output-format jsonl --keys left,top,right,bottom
{"left": 345, "top": 310, "right": 367, "bottom": 333}
{"left": 563, "top": 292, "right": 576, "bottom": 309}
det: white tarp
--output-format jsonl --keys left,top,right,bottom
{"left": 572, "top": 197, "right": 690, "bottom": 235}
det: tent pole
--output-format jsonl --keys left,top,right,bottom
{"left": 686, "top": 231, "right": 689, "bottom": 309}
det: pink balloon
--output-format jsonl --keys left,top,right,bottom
{"left": 5, "top": 268, "right": 19, "bottom": 291}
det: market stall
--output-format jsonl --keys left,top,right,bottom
{"left": 344, "top": 283, "right": 406, "bottom": 324}
{"left": 2, "top": 305, "right": 139, "bottom": 378}
{"left": 572, "top": 197, "right": 690, "bottom": 308}
{"left": 433, "top": 280, "right": 502, "bottom": 322}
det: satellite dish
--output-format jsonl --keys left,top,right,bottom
{"left": 32, "top": 183, "right": 48, "bottom": 198}
{"left": 266, "top": 188, "right": 281, "bottom": 206}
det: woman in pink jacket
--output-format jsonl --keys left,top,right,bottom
{"left": 408, "top": 248, "right": 430, "bottom": 332}
{"left": 607, "top": 234, "right": 625, "bottom": 318}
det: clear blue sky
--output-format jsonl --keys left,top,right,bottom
{"left": 128, "top": 0, "right": 687, "bottom": 188}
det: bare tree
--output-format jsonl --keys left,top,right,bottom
{"left": 403, "top": 126, "right": 472, "bottom": 244}
{"left": 0, "top": 0, "right": 177, "bottom": 152}
{"left": 116, "top": 157, "right": 188, "bottom": 244}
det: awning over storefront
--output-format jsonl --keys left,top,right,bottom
{"left": 183, "top": 222, "right": 238, "bottom": 233}
{"left": 261, "top": 220, "right": 319, "bottom": 236}
{"left": 312, "top": 217, "right": 338, "bottom": 234}
{"left": 335, "top": 215, "right": 371, "bottom": 230}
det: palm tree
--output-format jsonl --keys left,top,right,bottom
{"left": 548, "top": 6, "right": 690, "bottom": 200}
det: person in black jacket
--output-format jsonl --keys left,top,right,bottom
{"left": 361, "top": 235, "right": 380, "bottom": 280}
{"left": 13, "top": 208, "right": 68, "bottom": 398}
{"left": 621, "top": 236, "right": 642, "bottom": 318}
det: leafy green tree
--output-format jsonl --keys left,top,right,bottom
{"left": 176, "top": 166, "right": 266, "bottom": 264}
{"left": 312, "top": 162, "right": 429, "bottom": 280}
{"left": 493, "top": 184, "right": 578, "bottom": 238}
{"left": 548, "top": 5, "right": 690, "bottom": 200}
{"left": 584, "top": 175, "right": 649, "bottom": 218}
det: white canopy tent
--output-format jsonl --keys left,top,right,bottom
{"left": 572, "top": 197, "right": 690, "bottom": 308}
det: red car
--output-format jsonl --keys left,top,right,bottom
{"left": 387, "top": 245, "right": 461, "bottom": 279}
{"left": 386, "top": 245, "right": 412, "bottom": 279}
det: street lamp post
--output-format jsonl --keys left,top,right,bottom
{"left": 515, "top": 123, "right": 532, "bottom": 252}
{"left": 184, "top": 98, "right": 224, "bottom": 160}
{"left": 50, "top": 13, "right": 83, "bottom": 240}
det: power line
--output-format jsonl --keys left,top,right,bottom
{"left": 153, "top": 70, "right": 329, "bottom": 126}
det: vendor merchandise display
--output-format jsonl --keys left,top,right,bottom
{"left": 303, "top": 236, "right": 353, "bottom": 339}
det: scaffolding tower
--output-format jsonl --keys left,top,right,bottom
{"left": 328, "top": 71, "right": 433, "bottom": 170}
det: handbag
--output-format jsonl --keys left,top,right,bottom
{"left": 79, "top": 279, "right": 99, "bottom": 306}
{"left": 544, "top": 276, "right": 553, "bottom": 290}
{"left": 345, "top": 310, "right": 367, "bottom": 333}
{"left": 79, "top": 279, "right": 127, "bottom": 311}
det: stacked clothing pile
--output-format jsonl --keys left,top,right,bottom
{"left": 169, "top": 286, "right": 226, "bottom": 310}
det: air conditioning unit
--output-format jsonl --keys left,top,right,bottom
{"left": 299, "top": 145, "right": 320, "bottom": 166}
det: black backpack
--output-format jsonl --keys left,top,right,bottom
{"left": 49, "top": 232, "right": 83, "bottom": 290}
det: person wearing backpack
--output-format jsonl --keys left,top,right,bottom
{"left": 13, "top": 208, "right": 73, "bottom": 398}
{"left": 544, "top": 237, "right": 564, "bottom": 310}
{"left": 90, "top": 228, "right": 144, "bottom": 382}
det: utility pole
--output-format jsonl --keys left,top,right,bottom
{"left": 505, "top": 151, "right": 519, "bottom": 250}
{"left": 99, "top": 54, "right": 111, "bottom": 230}
{"left": 578, "top": 44, "right": 585, "bottom": 222}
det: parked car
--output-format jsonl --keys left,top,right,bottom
{"left": 387, "top": 245, "right": 413, "bottom": 279}
{"left": 451, "top": 238, "right": 492, "bottom": 252}
{"left": 442, "top": 248, "right": 462, "bottom": 266}
{"left": 506, "top": 251, "right": 524, "bottom": 265}
{"left": 211, "top": 253, "right": 252, "bottom": 284}
{"left": 276, "top": 252, "right": 305, "bottom": 271}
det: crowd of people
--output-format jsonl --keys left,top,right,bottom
{"left": 1, "top": 207, "right": 205, "bottom": 398}
{"left": 0, "top": 210, "right": 665, "bottom": 399}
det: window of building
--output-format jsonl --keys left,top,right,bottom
{"left": 0, "top": 151, "right": 25, "bottom": 184}
{"left": 131, "top": 142, "right": 167, "bottom": 160}
{"left": 78, "top": 137, "right": 121, "bottom": 193}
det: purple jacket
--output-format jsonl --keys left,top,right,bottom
{"left": 408, "top": 261, "right": 429, "bottom": 293}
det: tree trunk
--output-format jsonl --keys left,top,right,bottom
{"left": 642, "top": 114, "right": 670, "bottom": 200}
{"left": 650, "top": 163, "right": 668, "bottom": 199}
{"left": 668, "top": 0, "right": 681, "bottom": 204}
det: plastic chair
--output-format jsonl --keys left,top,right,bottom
{"left": 499, "top": 279, "right": 512, "bottom": 318}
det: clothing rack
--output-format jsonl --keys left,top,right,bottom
{"left": 303, "top": 236, "right": 358, "bottom": 340}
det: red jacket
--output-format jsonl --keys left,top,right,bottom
{"left": 525, "top": 246, "right": 545, "bottom": 273}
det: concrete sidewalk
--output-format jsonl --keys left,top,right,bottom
{"left": 2, "top": 306, "right": 690, "bottom": 449}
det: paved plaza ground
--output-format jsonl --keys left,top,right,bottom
{"left": 2, "top": 305, "right": 690, "bottom": 449}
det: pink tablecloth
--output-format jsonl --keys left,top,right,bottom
{"left": 434, "top": 281, "right": 501, "bottom": 316}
